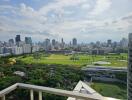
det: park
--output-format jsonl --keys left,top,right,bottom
{"left": 15, "top": 53, "right": 127, "bottom": 67}
{"left": 0, "top": 52, "right": 128, "bottom": 99}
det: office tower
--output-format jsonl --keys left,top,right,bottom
{"left": 96, "top": 41, "right": 101, "bottom": 47}
{"left": 3, "top": 47, "right": 9, "bottom": 53}
{"left": 120, "top": 38, "right": 128, "bottom": 48}
{"left": 25, "top": 37, "right": 32, "bottom": 45}
{"left": 0, "top": 41, "right": 3, "bottom": 47}
{"left": 45, "top": 39, "right": 51, "bottom": 50}
{"left": 107, "top": 39, "right": 112, "bottom": 47}
{"left": 52, "top": 39, "right": 56, "bottom": 46}
{"left": 3, "top": 42, "right": 9, "bottom": 47}
{"left": 22, "top": 44, "right": 32, "bottom": 54}
{"left": 61, "top": 38, "right": 65, "bottom": 49}
{"left": 61, "top": 38, "right": 64, "bottom": 44}
{"left": 128, "top": 33, "right": 132, "bottom": 100}
{"left": 0, "top": 47, "right": 3, "bottom": 54}
{"left": 72, "top": 38, "right": 77, "bottom": 46}
{"left": 9, "top": 39, "right": 14, "bottom": 44}
{"left": 15, "top": 35, "right": 21, "bottom": 43}
{"left": 9, "top": 39, "right": 14, "bottom": 46}
{"left": 112, "top": 41, "right": 117, "bottom": 48}
{"left": 45, "top": 39, "right": 50, "bottom": 46}
{"left": 12, "top": 46, "right": 23, "bottom": 55}
{"left": 69, "top": 41, "right": 72, "bottom": 46}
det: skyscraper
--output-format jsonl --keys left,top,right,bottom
{"left": 128, "top": 33, "right": 132, "bottom": 100}
{"left": 107, "top": 39, "right": 112, "bottom": 47}
{"left": 72, "top": 38, "right": 77, "bottom": 46}
{"left": 9, "top": 39, "right": 14, "bottom": 46}
{"left": 61, "top": 38, "right": 65, "bottom": 49}
{"left": 120, "top": 38, "right": 128, "bottom": 48}
{"left": 9, "top": 39, "right": 14, "bottom": 44}
{"left": 15, "top": 35, "right": 21, "bottom": 43}
{"left": 45, "top": 39, "right": 51, "bottom": 51}
{"left": 25, "top": 37, "right": 32, "bottom": 45}
{"left": 52, "top": 39, "right": 56, "bottom": 46}
{"left": 61, "top": 38, "right": 64, "bottom": 44}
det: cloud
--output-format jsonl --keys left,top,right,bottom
{"left": 90, "top": 0, "right": 111, "bottom": 15}
{"left": 2, "top": 0, "right": 10, "bottom": 2}
{"left": 81, "top": 4, "right": 90, "bottom": 9}
{"left": 19, "top": 3, "right": 42, "bottom": 20}
{"left": 0, "top": 0, "right": 131, "bottom": 42}
{"left": 121, "top": 13, "right": 132, "bottom": 23}
{"left": 38, "top": 0, "right": 87, "bottom": 16}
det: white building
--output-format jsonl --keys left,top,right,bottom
{"left": 12, "top": 46, "right": 23, "bottom": 55}
{"left": 22, "top": 44, "right": 32, "bottom": 54}
{"left": 18, "top": 41, "right": 25, "bottom": 47}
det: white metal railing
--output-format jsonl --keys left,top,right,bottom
{"left": 0, "top": 83, "right": 104, "bottom": 100}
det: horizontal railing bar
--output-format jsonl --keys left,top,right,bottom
{"left": 17, "top": 83, "right": 103, "bottom": 100}
{"left": 0, "top": 83, "right": 105, "bottom": 100}
{"left": 0, "top": 83, "right": 18, "bottom": 97}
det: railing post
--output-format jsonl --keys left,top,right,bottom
{"left": 1, "top": 95, "right": 5, "bottom": 100}
{"left": 30, "top": 90, "right": 34, "bottom": 100}
{"left": 38, "top": 91, "right": 42, "bottom": 100}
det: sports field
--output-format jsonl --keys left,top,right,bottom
{"left": 15, "top": 53, "right": 127, "bottom": 67}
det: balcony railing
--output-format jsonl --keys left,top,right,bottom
{"left": 0, "top": 83, "right": 104, "bottom": 100}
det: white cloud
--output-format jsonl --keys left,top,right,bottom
{"left": 38, "top": 0, "right": 87, "bottom": 16}
{"left": 81, "top": 4, "right": 90, "bottom": 9}
{"left": 90, "top": 0, "right": 112, "bottom": 15}
{"left": 0, "top": 0, "right": 131, "bottom": 42}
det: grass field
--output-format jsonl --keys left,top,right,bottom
{"left": 15, "top": 53, "right": 127, "bottom": 67}
{"left": 91, "top": 82, "right": 127, "bottom": 99}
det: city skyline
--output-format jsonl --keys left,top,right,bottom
{"left": 0, "top": 34, "right": 128, "bottom": 44}
{"left": 0, "top": 0, "right": 132, "bottom": 43}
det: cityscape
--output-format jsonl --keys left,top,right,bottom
{"left": 0, "top": 0, "right": 132, "bottom": 100}
{"left": 0, "top": 35, "right": 128, "bottom": 56}
{"left": 0, "top": 34, "right": 129, "bottom": 100}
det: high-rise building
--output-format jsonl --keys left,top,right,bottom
{"left": 72, "top": 38, "right": 77, "bottom": 46}
{"left": 128, "top": 33, "right": 132, "bottom": 100}
{"left": 45, "top": 39, "right": 51, "bottom": 51}
{"left": 120, "top": 38, "right": 128, "bottom": 48}
{"left": 0, "top": 41, "right": 3, "bottom": 47}
{"left": 25, "top": 37, "right": 32, "bottom": 45}
{"left": 0, "top": 47, "right": 3, "bottom": 54}
{"left": 9, "top": 39, "right": 14, "bottom": 46}
{"left": 15, "top": 35, "right": 21, "bottom": 43}
{"left": 22, "top": 44, "right": 32, "bottom": 54}
{"left": 107, "top": 39, "right": 112, "bottom": 47}
{"left": 61, "top": 38, "right": 65, "bottom": 49}
{"left": 61, "top": 38, "right": 64, "bottom": 44}
{"left": 52, "top": 39, "right": 56, "bottom": 46}
{"left": 12, "top": 46, "right": 23, "bottom": 55}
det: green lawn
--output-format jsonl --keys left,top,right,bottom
{"left": 15, "top": 53, "right": 127, "bottom": 67}
{"left": 91, "top": 82, "right": 127, "bottom": 99}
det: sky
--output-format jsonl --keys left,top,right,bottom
{"left": 0, "top": 0, "right": 132, "bottom": 43}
